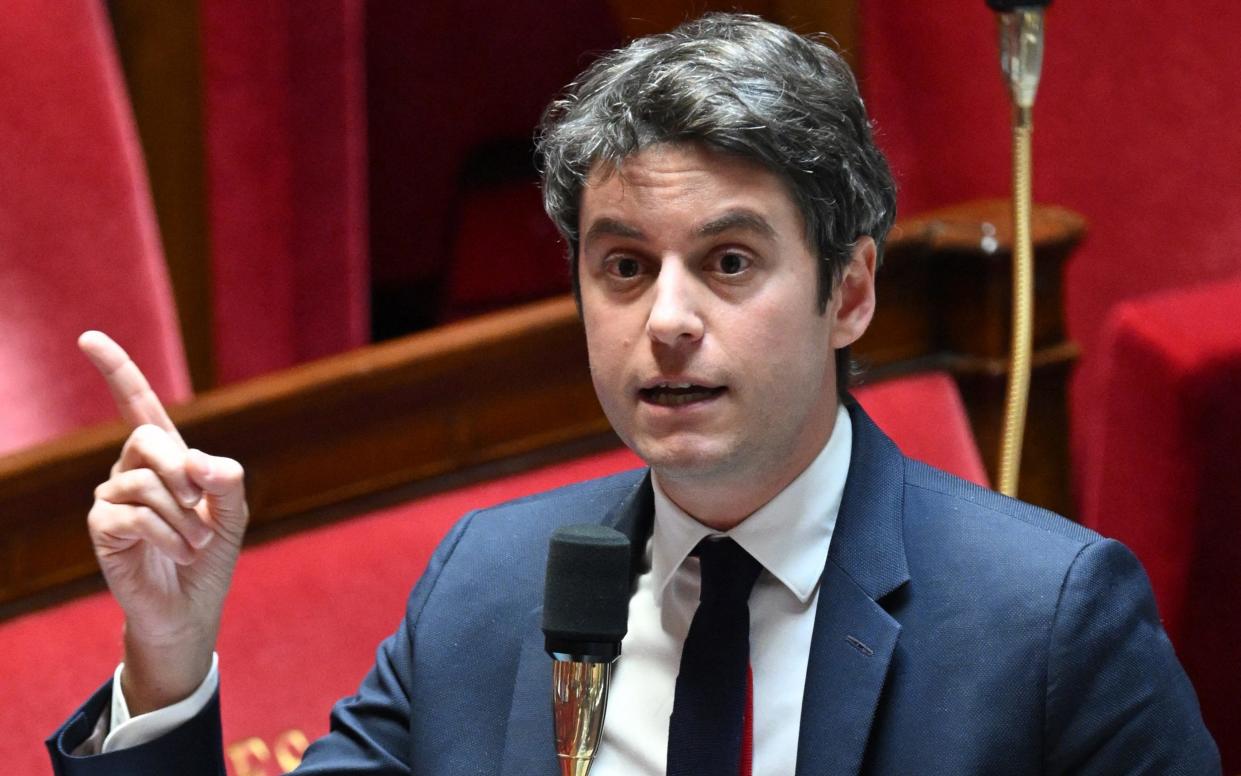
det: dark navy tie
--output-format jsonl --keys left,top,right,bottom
{"left": 667, "top": 537, "right": 763, "bottom": 776}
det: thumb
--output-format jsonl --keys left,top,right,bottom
{"left": 186, "top": 449, "right": 249, "bottom": 534}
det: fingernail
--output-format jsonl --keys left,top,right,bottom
{"left": 192, "top": 530, "right": 214, "bottom": 550}
{"left": 180, "top": 491, "right": 202, "bottom": 509}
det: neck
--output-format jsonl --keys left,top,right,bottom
{"left": 655, "top": 405, "right": 842, "bottom": 531}
{"left": 657, "top": 473, "right": 795, "bottom": 532}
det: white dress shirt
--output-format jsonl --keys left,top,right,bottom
{"left": 81, "top": 653, "right": 220, "bottom": 754}
{"left": 97, "top": 406, "right": 852, "bottom": 774}
{"left": 593, "top": 405, "right": 851, "bottom": 776}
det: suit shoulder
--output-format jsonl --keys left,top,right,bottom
{"left": 478, "top": 466, "right": 646, "bottom": 514}
{"left": 901, "top": 458, "right": 1103, "bottom": 561}
{"left": 450, "top": 466, "right": 647, "bottom": 540}
{"left": 404, "top": 467, "right": 647, "bottom": 619}
{"left": 893, "top": 459, "right": 1115, "bottom": 670}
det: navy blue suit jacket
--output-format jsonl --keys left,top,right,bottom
{"left": 48, "top": 405, "right": 1220, "bottom": 774}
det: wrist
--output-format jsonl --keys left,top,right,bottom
{"left": 121, "top": 623, "right": 216, "bottom": 715}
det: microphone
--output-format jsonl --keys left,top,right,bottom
{"left": 986, "top": 0, "right": 1052, "bottom": 120}
{"left": 542, "top": 524, "right": 632, "bottom": 776}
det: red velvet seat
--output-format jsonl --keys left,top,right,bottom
{"left": 366, "top": 1, "right": 621, "bottom": 333}
{"left": 1078, "top": 277, "right": 1241, "bottom": 769}
{"left": 441, "top": 179, "right": 568, "bottom": 322}
{"left": 0, "top": 0, "right": 189, "bottom": 456}
{"left": 854, "top": 372, "right": 989, "bottom": 487}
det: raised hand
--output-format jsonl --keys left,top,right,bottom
{"left": 79, "top": 331, "right": 249, "bottom": 715}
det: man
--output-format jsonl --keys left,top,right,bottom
{"left": 49, "top": 13, "right": 1218, "bottom": 775}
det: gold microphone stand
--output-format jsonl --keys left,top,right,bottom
{"left": 994, "top": 9, "right": 1046, "bottom": 497}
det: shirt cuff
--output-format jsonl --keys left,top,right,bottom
{"left": 101, "top": 652, "right": 219, "bottom": 753}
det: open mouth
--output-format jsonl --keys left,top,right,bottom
{"left": 638, "top": 383, "right": 727, "bottom": 407}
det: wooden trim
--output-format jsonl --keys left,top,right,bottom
{"left": 0, "top": 298, "right": 606, "bottom": 608}
{"left": 862, "top": 199, "right": 1086, "bottom": 515}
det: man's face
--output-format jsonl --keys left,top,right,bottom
{"left": 578, "top": 142, "right": 874, "bottom": 519}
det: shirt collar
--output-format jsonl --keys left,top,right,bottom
{"left": 648, "top": 405, "right": 852, "bottom": 604}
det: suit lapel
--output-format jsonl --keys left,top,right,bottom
{"left": 499, "top": 405, "right": 909, "bottom": 776}
{"left": 498, "top": 470, "right": 655, "bottom": 776}
{"left": 499, "top": 603, "right": 559, "bottom": 776}
{"left": 796, "top": 403, "right": 909, "bottom": 776}
{"left": 608, "top": 470, "right": 656, "bottom": 581}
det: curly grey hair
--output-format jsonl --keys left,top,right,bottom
{"left": 537, "top": 12, "right": 896, "bottom": 316}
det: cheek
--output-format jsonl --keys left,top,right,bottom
{"left": 746, "top": 293, "right": 830, "bottom": 351}
{"left": 737, "top": 305, "right": 833, "bottom": 389}
{"left": 583, "top": 311, "right": 631, "bottom": 387}
{"left": 583, "top": 296, "right": 642, "bottom": 356}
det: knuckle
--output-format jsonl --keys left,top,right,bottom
{"left": 111, "top": 469, "right": 162, "bottom": 502}
{"left": 218, "top": 457, "right": 245, "bottom": 483}
{"left": 136, "top": 476, "right": 167, "bottom": 506}
{"left": 134, "top": 467, "right": 163, "bottom": 492}
{"left": 130, "top": 504, "right": 160, "bottom": 528}
{"left": 120, "top": 430, "right": 150, "bottom": 463}
{"left": 91, "top": 502, "right": 141, "bottom": 536}
{"left": 87, "top": 501, "right": 113, "bottom": 531}
{"left": 131, "top": 423, "right": 161, "bottom": 444}
{"left": 96, "top": 470, "right": 134, "bottom": 501}
{"left": 131, "top": 424, "right": 175, "bottom": 457}
{"left": 116, "top": 467, "right": 159, "bottom": 500}
{"left": 122, "top": 466, "right": 148, "bottom": 485}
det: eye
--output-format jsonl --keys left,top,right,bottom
{"left": 614, "top": 257, "right": 642, "bottom": 278}
{"left": 599, "top": 254, "right": 649, "bottom": 286}
{"left": 713, "top": 251, "right": 752, "bottom": 276}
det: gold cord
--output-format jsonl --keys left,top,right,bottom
{"left": 997, "top": 111, "right": 1034, "bottom": 497}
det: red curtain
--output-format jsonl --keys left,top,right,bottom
{"left": 200, "top": 0, "right": 370, "bottom": 385}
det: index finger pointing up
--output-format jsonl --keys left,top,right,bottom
{"left": 78, "top": 331, "right": 186, "bottom": 447}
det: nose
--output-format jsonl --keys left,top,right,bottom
{"left": 646, "top": 260, "right": 704, "bottom": 346}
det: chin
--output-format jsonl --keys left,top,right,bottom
{"left": 630, "top": 436, "right": 738, "bottom": 480}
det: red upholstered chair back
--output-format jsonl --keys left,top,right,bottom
{"left": 367, "top": 1, "right": 621, "bottom": 309}
{"left": 441, "top": 177, "right": 569, "bottom": 322}
{"left": 0, "top": 1, "right": 189, "bottom": 457}
{"left": 854, "top": 372, "right": 989, "bottom": 487}
{"left": 1078, "top": 277, "right": 1241, "bottom": 769}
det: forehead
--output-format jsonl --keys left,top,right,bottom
{"left": 579, "top": 142, "right": 802, "bottom": 226}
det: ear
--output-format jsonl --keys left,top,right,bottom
{"left": 828, "top": 237, "right": 877, "bottom": 349}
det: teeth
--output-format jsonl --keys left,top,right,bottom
{"left": 651, "top": 390, "right": 711, "bottom": 406}
{"left": 643, "top": 385, "right": 721, "bottom": 406}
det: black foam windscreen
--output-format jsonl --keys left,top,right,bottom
{"left": 986, "top": 0, "right": 1052, "bottom": 9}
{"left": 542, "top": 524, "right": 631, "bottom": 656}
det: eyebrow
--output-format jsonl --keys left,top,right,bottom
{"left": 583, "top": 210, "right": 777, "bottom": 246}
{"left": 695, "top": 210, "right": 777, "bottom": 240}
{"left": 583, "top": 218, "right": 646, "bottom": 243}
